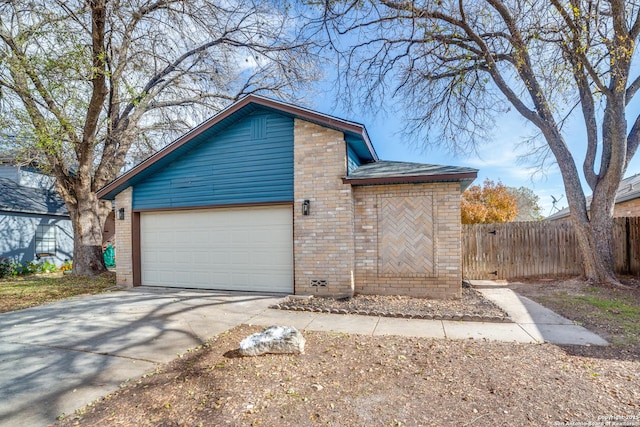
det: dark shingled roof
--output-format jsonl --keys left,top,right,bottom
{"left": 546, "top": 172, "right": 640, "bottom": 220}
{"left": 0, "top": 178, "right": 69, "bottom": 217}
{"left": 344, "top": 161, "right": 478, "bottom": 190}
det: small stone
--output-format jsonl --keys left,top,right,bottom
{"left": 239, "top": 326, "right": 305, "bottom": 357}
{"left": 311, "top": 384, "right": 324, "bottom": 391}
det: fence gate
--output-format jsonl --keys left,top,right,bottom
{"left": 462, "top": 221, "right": 582, "bottom": 280}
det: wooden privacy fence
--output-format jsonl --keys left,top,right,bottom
{"left": 462, "top": 217, "right": 640, "bottom": 280}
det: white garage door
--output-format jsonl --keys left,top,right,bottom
{"left": 140, "top": 206, "right": 293, "bottom": 292}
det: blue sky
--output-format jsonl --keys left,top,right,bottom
{"left": 310, "top": 94, "right": 640, "bottom": 217}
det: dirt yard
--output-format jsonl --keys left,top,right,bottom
{"left": 56, "top": 279, "right": 640, "bottom": 427}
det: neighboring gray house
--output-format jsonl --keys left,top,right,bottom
{"left": 547, "top": 172, "right": 640, "bottom": 220}
{"left": 0, "top": 161, "right": 73, "bottom": 267}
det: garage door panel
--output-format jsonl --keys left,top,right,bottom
{"left": 232, "top": 230, "right": 249, "bottom": 244}
{"left": 140, "top": 206, "right": 293, "bottom": 292}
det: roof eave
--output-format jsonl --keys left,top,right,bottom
{"left": 342, "top": 172, "right": 478, "bottom": 187}
{"left": 0, "top": 208, "right": 70, "bottom": 218}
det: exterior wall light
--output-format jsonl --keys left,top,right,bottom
{"left": 302, "top": 200, "right": 310, "bottom": 216}
{"left": 117, "top": 207, "right": 125, "bottom": 220}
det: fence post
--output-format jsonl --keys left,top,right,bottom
{"left": 625, "top": 217, "right": 631, "bottom": 275}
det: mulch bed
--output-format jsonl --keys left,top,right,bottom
{"left": 271, "top": 287, "right": 512, "bottom": 323}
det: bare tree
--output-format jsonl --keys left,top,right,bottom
{"left": 507, "top": 186, "right": 544, "bottom": 221}
{"left": 317, "top": 0, "right": 640, "bottom": 285}
{"left": 0, "top": 0, "right": 320, "bottom": 275}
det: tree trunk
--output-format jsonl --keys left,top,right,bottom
{"left": 569, "top": 163, "right": 622, "bottom": 285}
{"left": 68, "top": 188, "right": 110, "bottom": 276}
{"left": 571, "top": 215, "right": 618, "bottom": 284}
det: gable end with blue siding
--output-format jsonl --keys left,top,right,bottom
{"left": 133, "top": 110, "right": 295, "bottom": 210}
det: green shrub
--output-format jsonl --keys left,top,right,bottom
{"left": 16, "top": 261, "right": 38, "bottom": 276}
{"left": 1, "top": 260, "right": 61, "bottom": 277}
{"left": 38, "top": 261, "right": 58, "bottom": 274}
{"left": 0, "top": 258, "right": 17, "bottom": 278}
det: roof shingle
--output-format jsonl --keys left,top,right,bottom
{"left": 0, "top": 178, "right": 68, "bottom": 217}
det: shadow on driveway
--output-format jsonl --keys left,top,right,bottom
{"left": 0, "top": 287, "right": 282, "bottom": 426}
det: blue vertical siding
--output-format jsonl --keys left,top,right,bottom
{"left": 133, "top": 111, "right": 294, "bottom": 209}
{"left": 347, "top": 145, "right": 362, "bottom": 174}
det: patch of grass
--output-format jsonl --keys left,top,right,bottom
{"left": 536, "top": 290, "right": 640, "bottom": 347}
{"left": 0, "top": 273, "right": 116, "bottom": 313}
{"left": 577, "top": 295, "right": 640, "bottom": 345}
{"left": 577, "top": 295, "right": 640, "bottom": 318}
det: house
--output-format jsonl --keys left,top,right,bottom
{"left": 547, "top": 173, "right": 640, "bottom": 220}
{"left": 97, "top": 96, "right": 477, "bottom": 298}
{"left": 0, "top": 160, "right": 73, "bottom": 267}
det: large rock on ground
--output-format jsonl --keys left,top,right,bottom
{"left": 239, "top": 326, "right": 305, "bottom": 356}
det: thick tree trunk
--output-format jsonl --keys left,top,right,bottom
{"left": 571, "top": 215, "right": 618, "bottom": 284}
{"left": 569, "top": 164, "right": 622, "bottom": 286}
{"left": 68, "top": 189, "right": 110, "bottom": 276}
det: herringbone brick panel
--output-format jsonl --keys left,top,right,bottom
{"left": 379, "top": 195, "right": 434, "bottom": 276}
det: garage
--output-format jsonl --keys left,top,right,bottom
{"left": 139, "top": 205, "right": 293, "bottom": 292}
{"left": 99, "top": 96, "right": 476, "bottom": 298}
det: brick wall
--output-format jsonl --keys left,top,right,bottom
{"left": 614, "top": 198, "right": 640, "bottom": 217}
{"left": 114, "top": 187, "right": 133, "bottom": 287}
{"left": 293, "top": 119, "right": 355, "bottom": 297}
{"left": 353, "top": 183, "right": 462, "bottom": 299}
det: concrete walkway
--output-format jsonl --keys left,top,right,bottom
{"left": 248, "top": 281, "right": 608, "bottom": 346}
{"left": 470, "top": 280, "right": 608, "bottom": 346}
{"left": 0, "top": 283, "right": 606, "bottom": 426}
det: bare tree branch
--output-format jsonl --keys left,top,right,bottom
{"left": 0, "top": 0, "right": 321, "bottom": 274}
{"left": 315, "top": 0, "right": 640, "bottom": 284}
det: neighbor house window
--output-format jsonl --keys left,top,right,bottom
{"left": 35, "top": 225, "right": 56, "bottom": 257}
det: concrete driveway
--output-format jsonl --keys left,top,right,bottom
{"left": 0, "top": 288, "right": 283, "bottom": 427}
